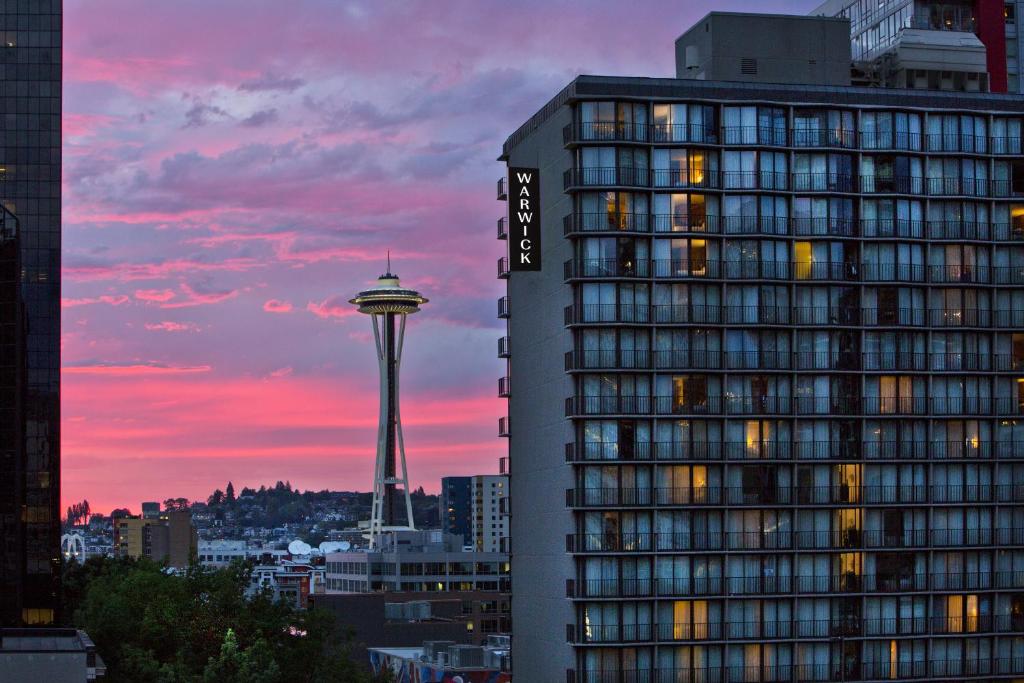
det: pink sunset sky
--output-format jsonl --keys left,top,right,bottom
{"left": 61, "top": 0, "right": 819, "bottom": 513}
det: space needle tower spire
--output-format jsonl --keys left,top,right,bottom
{"left": 350, "top": 256, "right": 428, "bottom": 549}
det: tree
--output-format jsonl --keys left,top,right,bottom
{"left": 208, "top": 489, "right": 224, "bottom": 506}
{"left": 65, "top": 500, "right": 92, "bottom": 527}
{"left": 202, "top": 629, "right": 280, "bottom": 683}
{"left": 163, "top": 497, "right": 190, "bottom": 512}
{"left": 225, "top": 481, "right": 236, "bottom": 504}
{"left": 69, "top": 557, "right": 382, "bottom": 683}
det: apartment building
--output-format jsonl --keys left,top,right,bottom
{"left": 499, "top": 12, "right": 1024, "bottom": 682}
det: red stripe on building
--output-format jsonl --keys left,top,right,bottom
{"left": 977, "top": 0, "right": 1009, "bottom": 92}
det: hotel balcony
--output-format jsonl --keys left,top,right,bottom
{"left": 565, "top": 527, "right": 1024, "bottom": 555}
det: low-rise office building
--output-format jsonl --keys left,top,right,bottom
{"left": 113, "top": 510, "right": 197, "bottom": 569}
{"left": 324, "top": 530, "right": 509, "bottom": 594}
{"left": 0, "top": 629, "right": 105, "bottom": 682}
{"left": 196, "top": 539, "right": 287, "bottom": 568}
{"left": 248, "top": 561, "right": 325, "bottom": 608}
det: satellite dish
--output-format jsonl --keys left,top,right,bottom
{"left": 318, "top": 541, "right": 343, "bottom": 553}
{"left": 340, "top": 541, "right": 351, "bottom": 551}
{"left": 288, "top": 539, "right": 311, "bottom": 556}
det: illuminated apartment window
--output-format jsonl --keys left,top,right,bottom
{"left": 745, "top": 420, "right": 763, "bottom": 456}
{"left": 673, "top": 600, "right": 708, "bottom": 640}
{"left": 689, "top": 151, "right": 706, "bottom": 186}
{"left": 21, "top": 608, "right": 54, "bottom": 625}
{"left": 944, "top": 594, "right": 979, "bottom": 633}
{"left": 690, "top": 194, "right": 707, "bottom": 232}
{"left": 879, "top": 375, "right": 914, "bottom": 413}
{"left": 835, "top": 463, "right": 861, "bottom": 503}
{"left": 1011, "top": 205, "right": 1024, "bottom": 237}
{"left": 836, "top": 508, "right": 861, "bottom": 548}
{"left": 794, "top": 241, "right": 812, "bottom": 279}
{"left": 837, "top": 552, "right": 863, "bottom": 591}
{"left": 673, "top": 375, "right": 707, "bottom": 412}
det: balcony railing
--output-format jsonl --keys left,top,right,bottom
{"left": 497, "top": 416, "right": 509, "bottom": 438}
{"left": 564, "top": 167, "right": 650, "bottom": 189}
{"left": 496, "top": 177, "right": 506, "bottom": 201}
{"left": 650, "top": 123, "right": 718, "bottom": 144}
{"left": 561, "top": 213, "right": 1020, "bottom": 242}
{"left": 925, "top": 132, "right": 988, "bottom": 152}
{"left": 496, "top": 216, "right": 507, "bottom": 240}
{"left": 564, "top": 121, "right": 651, "bottom": 144}
{"left": 566, "top": 483, "right": 1024, "bottom": 508}
{"left": 567, "top": 527, "right": 1024, "bottom": 553}
{"left": 565, "top": 303, "right": 652, "bottom": 325}
{"left": 497, "top": 256, "right": 509, "bottom": 279}
{"left": 720, "top": 126, "right": 788, "bottom": 146}
{"left": 566, "top": 394, "right": 1022, "bottom": 417}
{"left": 790, "top": 128, "right": 856, "bottom": 148}
{"left": 497, "top": 335, "right": 510, "bottom": 358}
{"left": 497, "top": 295, "right": 509, "bottom": 319}
{"left": 564, "top": 349, "right": 1020, "bottom": 373}
{"left": 577, "top": 660, "right": 1024, "bottom": 683}
{"left": 564, "top": 439, "right": 1024, "bottom": 463}
{"left": 859, "top": 131, "right": 923, "bottom": 151}
{"left": 497, "top": 376, "right": 510, "bottom": 398}
{"left": 571, "top": 571, "right": 1024, "bottom": 600}
{"left": 564, "top": 212, "right": 650, "bottom": 235}
{"left": 565, "top": 258, "right": 649, "bottom": 279}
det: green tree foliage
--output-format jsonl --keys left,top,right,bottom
{"left": 65, "top": 557, "right": 383, "bottom": 683}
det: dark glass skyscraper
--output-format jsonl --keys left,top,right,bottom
{"left": 0, "top": 0, "right": 62, "bottom": 626}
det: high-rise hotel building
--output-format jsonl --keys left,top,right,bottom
{"left": 499, "top": 12, "right": 1024, "bottom": 682}
{"left": 0, "top": 0, "right": 62, "bottom": 626}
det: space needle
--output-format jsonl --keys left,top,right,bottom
{"left": 350, "top": 257, "right": 428, "bottom": 549}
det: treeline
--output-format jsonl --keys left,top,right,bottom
{"left": 62, "top": 556, "right": 393, "bottom": 683}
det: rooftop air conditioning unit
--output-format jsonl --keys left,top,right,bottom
{"left": 448, "top": 645, "right": 485, "bottom": 669}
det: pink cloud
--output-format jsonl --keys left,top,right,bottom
{"left": 63, "top": 362, "right": 212, "bottom": 376}
{"left": 159, "top": 282, "right": 240, "bottom": 309}
{"left": 65, "top": 257, "right": 262, "bottom": 283}
{"left": 306, "top": 295, "right": 356, "bottom": 320}
{"left": 144, "top": 321, "right": 200, "bottom": 333}
{"left": 135, "top": 288, "right": 177, "bottom": 302}
{"left": 263, "top": 299, "right": 293, "bottom": 313}
{"left": 61, "top": 295, "right": 130, "bottom": 308}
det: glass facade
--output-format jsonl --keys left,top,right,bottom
{"left": 0, "top": 0, "right": 62, "bottom": 626}
{"left": 556, "top": 97, "right": 1024, "bottom": 681}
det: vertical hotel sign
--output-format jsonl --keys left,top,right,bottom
{"left": 509, "top": 168, "right": 541, "bottom": 271}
